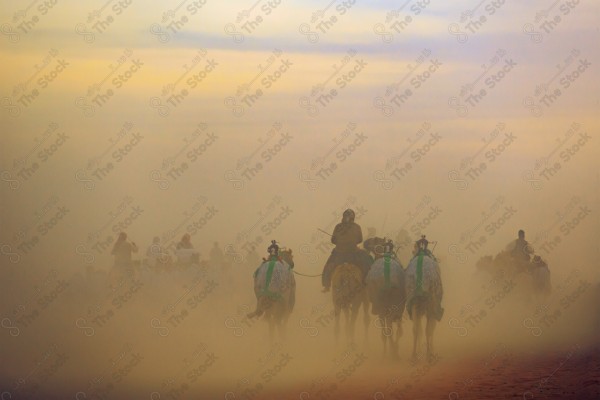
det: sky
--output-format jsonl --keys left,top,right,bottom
{"left": 0, "top": 0, "right": 599, "bottom": 398}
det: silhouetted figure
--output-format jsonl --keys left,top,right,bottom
{"left": 321, "top": 209, "right": 373, "bottom": 292}
{"left": 111, "top": 232, "right": 138, "bottom": 284}
{"left": 512, "top": 229, "right": 533, "bottom": 267}
{"left": 176, "top": 233, "right": 199, "bottom": 264}
{"left": 176, "top": 233, "right": 193, "bottom": 250}
{"left": 210, "top": 241, "right": 224, "bottom": 264}
{"left": 146, "top": 236, "right": 171, "bottom": 269}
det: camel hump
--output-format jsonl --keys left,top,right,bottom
{"left": 253, "top": 259, "right": 294, "bottom": 296}
{"left": 332, "top": 262, "right": 362, "bottom": 279}
{"left": 367, "top": 257, "right": 405, "bottom": 290}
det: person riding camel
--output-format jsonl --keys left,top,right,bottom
{"left": 254, "top": 240, "right": 288, "bottom": 278}
{"left": 176, "top": 233, "right": 199, "bottom": 265}
{"left": 411, "top": 234, "right": 436, "bottom": 260}
{"left": 209, "top": 241, "right": 224, "bottom": 264}
{"left": 264, "top": 240, "right": 280, "bottom": 261}
{"left": 511, "top": 229, "right": 533, "bottom": 268}
{"left": 176, "top": 233, "right": 194, "bottom": 250}
{"left": 321, "top": 209, "right": 373, "bottom": 292}
{"left": 530, "top": 255, "right": 547, "bottom": 268}
{"left": 110, "top": 232, "right": 138, "bottom": 284}
{"left": 146, "top": 236, "right": 171, "bottom": 268}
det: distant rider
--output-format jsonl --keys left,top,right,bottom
{"left": 511, "top": 229, "right": 533, "bottom": 268}
{"left": 111, "top": 232, "right": 138, "bottom": 284}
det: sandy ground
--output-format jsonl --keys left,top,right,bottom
{"left": 1, "top": 263, "right": 599, "bottom": 400}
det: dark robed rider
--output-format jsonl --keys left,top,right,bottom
{"left": 321, "top": 209, "right": 373, "bottom": 292}
{"left": 512, "top": 229, "right": 533, "bottom": 267}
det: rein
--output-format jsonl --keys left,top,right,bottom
{"left": 292, "top": 270, "right": 323, "bottom": 277}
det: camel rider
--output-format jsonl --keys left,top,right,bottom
{"left": 257, "top": 240, "right": 294, "bottom": 267}
{"left": 530, "top": 255, "right": 548, "bottom": 272}
{"left": 321, "top": 209, "right": 373, "bottom": 292}
{"left": 265, "top": 240, "right": 279, "bottom": 261}
{"left": 254, "top": 240, "right": 279, "bottom": 277}
{"left": 411, "top": 235, "right": 436, "bottom": 261}
{"left": 512, "top": 229, "right": 533, "bottom": 267}
{"left": 363, "top": 237, "right": 393, "bottom": 259}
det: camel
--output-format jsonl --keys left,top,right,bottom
{"left": 331, "top": 263, "right": 370, "bottom": 344}
{"left": 475, "top": 249, "right": 552, "bottom": 302}
{"left": 405, "top": 248, "right": 443, "bottom": 363}
{"left": 366, "top": 246, "right": 406, "bottom": 360}
{"left": 247, "top": 249, "right": 296, "bottom": 341}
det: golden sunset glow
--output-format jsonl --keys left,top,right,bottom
{"left": 1, "top": 1, "right": 599, "bottom": 399}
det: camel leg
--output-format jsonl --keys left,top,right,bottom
{"left": 268, "top": 314, "right": 275, "bottom": 343}
{"left": 280, "top": 313, "right": 289, "bottom": 342}
{"left": 426, "top": 316, "right": 437, "bottom": 363}
{"left": 349, "top": 302, "right": 360, "bottom": 343}
{"left": 391, "top": 318, "right": 400, "bottom": 360}
{"left": 343, "top": 307, "right": 351, "bottom": 343}
{"left": 363, "top": 297, "right": 370, "bottom": 344}
{"left": 397, "top": 313, "right": 404, "bottom": 338}
{"left": 412, "top": 308, "right": 421, "bottom": 362}
{"left": 379, "top": 316, "right": 387, "bottom": 358}
{"left": 334, "top": 306, "right": 341, "bottom": 344}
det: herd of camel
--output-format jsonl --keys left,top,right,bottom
{"left": 246, "top": 235, "right": 552, "bottom": 363}
{"left": 248, "top": 236, "right": 445, "bottom": 363}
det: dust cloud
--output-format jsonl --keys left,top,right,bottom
{"left": 2, "top": 1, "right": 600, "bottom": 399}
